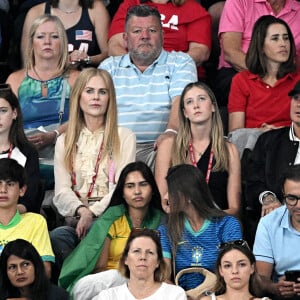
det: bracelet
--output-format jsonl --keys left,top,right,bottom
{"left": 74, "top": 204, "right": 87, "bottom": 217}
{"left": 85, "top": 56, "right": 91, "bottom": 64}
{"left": 53, "top": 130, "right": 60, "bottom": 144}
{"left": 164, "top": 128, "right": 178, "bottom": 135}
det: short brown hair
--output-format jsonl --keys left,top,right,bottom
{"left": 118, "top": 228, "right": 168, "bottom": 282}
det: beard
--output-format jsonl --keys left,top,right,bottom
{"left": 130, "top": 43, "right": 162, "bottom": 66}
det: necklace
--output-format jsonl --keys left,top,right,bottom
{"left": 194, "top": 146, "right": 203, "bottom": 157}
{"left": 57, "top": 5, "right": 80, "bottom": 14}
{"left": 33, "top": 67, "right": 49, "bottom": 98}
{"left": 188, "top": 140, "right": 214, "bottom": 183}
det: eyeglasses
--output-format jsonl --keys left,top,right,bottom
{"left": 283, "top": 194, "right": 300, "bottom": 206}
{"left": 219, "top": 239, "right": 250, "bottom": 250}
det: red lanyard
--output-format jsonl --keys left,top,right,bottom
{"left": 1, "top": 144, "right": 13, "bottom": 158}
{"left": 71, "top": 141, "right": 104, "bottom": 199}
{"left": 7, "top": 144, "right": 13, "bottom": 158}
{"left": 188, "top": 141, "right": 214, "bottom": 183}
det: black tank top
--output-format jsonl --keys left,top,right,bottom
{"left": 196, "top": 143, "right": 229, "bottom": 210}
{"left": 45, "top": 1, "right": 101, "bottom": 56}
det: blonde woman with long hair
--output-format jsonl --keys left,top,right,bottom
{"left": 7, "top": 14, "right": 79, "bottom": 149}
{"left": 6, "top": 14, "right": 80, "bottom": 190}
{"left": 155, "top": 82, "right": 240, "bottom": 216}
{"left": 51, "top": 68, "right": 136, "bottom": 275}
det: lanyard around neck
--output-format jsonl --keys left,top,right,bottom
{"left": 188, "top": 140, "right": 214, "bottom": 183}
{"left": 0, "top": 144, "right": 13, "bottom": 158}
{"left": 71, "top": 141, "right": 104, "bottom": 199}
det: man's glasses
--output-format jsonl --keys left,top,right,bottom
{"left": 283, "top": 194, "right": 300, "bottom": 206}
{"left": 219, "top": 239, "right": 250, "bottom": 250}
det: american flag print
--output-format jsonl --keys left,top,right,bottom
{"left": 75, "top": 30, "right": 92, "bottom": 41}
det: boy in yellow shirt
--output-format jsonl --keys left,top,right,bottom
{"left": 0, "top": 158, "right": 54, "bottom": 277}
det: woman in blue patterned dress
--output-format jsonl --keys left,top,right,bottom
{"left": 6, "top": 14, "right": 79, "bottom": 187}
{"left": 7, "top": 14, "right": 79, "bottom": 150}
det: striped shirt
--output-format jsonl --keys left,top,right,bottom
{"left": 99, "top": 50, "right": 197, "bottom": 142}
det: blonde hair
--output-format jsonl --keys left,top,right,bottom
{"left": 172, "top": 82, "right": 229, "bottom": 171}
{"left": 26, "top": 14, "right": 69, "bottom": 75}
{"left": 64, "top": 68, "right": 120, "bottom": 172}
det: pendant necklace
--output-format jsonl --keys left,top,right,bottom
{"left": 57, "top": 5, "right": 80, "bottom": 14}
{"left": 33, "top": 67, "right": 49, "bottom": 98}
{"left": 188, "top": 140, "right": 214, "bottom": 183}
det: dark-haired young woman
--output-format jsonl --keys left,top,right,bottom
{"left": 0, "top": 84, "right": 40, "bottom": 213}
{"left": 228, "top": 15, "right": 300, "bottom": 132}
{"left": 201, "top": 240, "right": 270, "bottom": 300}
{"left": 158, "top": 164, "right": 242, "bottom": 292}
{"left": 59, "top": 161, "right": 164, "bottom": 299}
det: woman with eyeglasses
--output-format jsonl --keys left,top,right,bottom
{"left": 201, "top": 240, "right": 270, "bottom": 300}
{"left": 0, "top": 84, "right": 40, "bottom": 213}
{"left": 93, "top": 228, "right": 187, "bottom": 300}
{"left": 158, "top": 164, "right": 242, "bottom": 293}
{"left": 59, "top": 161, "right": 165, "bottom": 300}
{"left": 0, "top": 239, "right": 68, "bottom": 300}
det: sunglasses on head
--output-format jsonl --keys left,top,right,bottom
{"left": 219, "top": 239, "right": 250, "bottom": 250}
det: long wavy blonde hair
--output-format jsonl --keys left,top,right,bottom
{"left": 64, "top": 68, "right": 120, "bottom": 172}
{"left": 172, "top": 82, "right": 229, "bottom": 171}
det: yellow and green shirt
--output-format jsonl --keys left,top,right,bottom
{"left": 0, "top": 211, "right": 55, "bottom": 262}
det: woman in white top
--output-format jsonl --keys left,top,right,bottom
{"left": 201, "top": 240, "right": 270, "bottom": 300}
{"left": 92, "top": 228, "right": 186, "bottom": 300}
{"left": 50, "top": 68, "right": 136, "bottom": 275}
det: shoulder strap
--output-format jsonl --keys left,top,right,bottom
{"left": 45, "top": 1, "right": 51, "bottom": 14}
{"left": 58, "top": 77, "right": 68, "bottom": 125}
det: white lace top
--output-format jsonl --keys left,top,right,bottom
{"left": 74, "top": 127, "right": 109, "bottom": 199}
{"left": 53, "top": 126, "right": 136, "bottom": 217}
